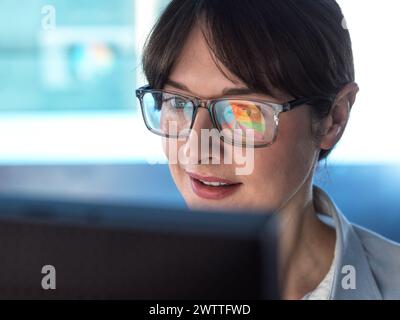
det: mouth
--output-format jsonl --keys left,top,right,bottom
{"left": 186, "top": 171, "right": 242, "bottom": 200}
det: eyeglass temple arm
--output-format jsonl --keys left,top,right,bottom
{"left": 283, "top": 96, "right": 335, "bottom": 112}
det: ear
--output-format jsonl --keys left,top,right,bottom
{"left": 319, "top": 82, "right": 360, "bottom": 151}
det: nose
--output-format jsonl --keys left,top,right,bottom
{"left": 182, "top": 103, "right": 223, "bottom": 165}
{"left": 190, "top": 103, "right": 214, "bottom": 141}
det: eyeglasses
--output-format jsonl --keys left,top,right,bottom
{"left": 135, "top": 84, "right": 334, "bottom": 148}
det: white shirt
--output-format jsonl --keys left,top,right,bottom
{"left": 302, "top": 255, "right": 336, "bottom": 300}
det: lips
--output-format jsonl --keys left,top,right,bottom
{"left": 186, "top": 171, "right": 242, "bottom": 200}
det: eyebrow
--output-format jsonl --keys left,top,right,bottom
{"left": 165, "top": 79, "right": 260, "bottom": 97}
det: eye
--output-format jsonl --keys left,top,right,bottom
{"left": 163, "top": 96, "right": 188, "bottom": 109}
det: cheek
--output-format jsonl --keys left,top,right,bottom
{"left": 240, "top": 111, "right": 318, "bottom": 209}
{"left": 162, "top": 136, "right": 181, "bottom": 165}
{"left": 163, "top": 138, "right": 190, "bottom": 195}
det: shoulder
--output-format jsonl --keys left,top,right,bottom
{"left": 354, "top": 224, "right": 400, "bottom": 263}
{"left": 352, "top": 224, "right": 400, "bottom": 299}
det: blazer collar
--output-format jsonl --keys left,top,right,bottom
{"left": 313, "top": 185, "right": 383, "bottom": 299}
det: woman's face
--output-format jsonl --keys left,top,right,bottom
{"left": 162, "top": 25, "right": 320, "bottom": 212}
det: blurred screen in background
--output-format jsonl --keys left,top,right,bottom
{"left": 0, "top": 0, "right": 399, "bottom": 241}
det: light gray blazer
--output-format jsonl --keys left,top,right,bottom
{"left": 314, "top": 186, "right": 400, "bottom": 299}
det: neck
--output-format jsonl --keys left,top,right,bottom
{"left": 277, "top": 180, "right": 336, "bottom": 300}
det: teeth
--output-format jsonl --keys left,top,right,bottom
{"left": 199, "top": 180, "right": 229, "bottom": 187}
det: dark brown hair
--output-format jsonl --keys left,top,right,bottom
{"left": 141, "top": 0, "right": 355, "bottom": 161}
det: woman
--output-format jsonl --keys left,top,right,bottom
{"left": 136, "top": 0, "right": 400, "bottom": 299}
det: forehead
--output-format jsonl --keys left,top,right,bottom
{"left": 168, "top": 24, "right": 240, "bottom": 91}
{"left": 167, "top": 23, "right": 290, "bottom": 102}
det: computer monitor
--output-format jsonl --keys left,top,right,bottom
{"left": 0, "top": 195, "right": 280, "bottom": 299}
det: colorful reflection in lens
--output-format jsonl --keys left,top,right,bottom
{"left": 220, "top": 102, "right": 266, "bottom": 141}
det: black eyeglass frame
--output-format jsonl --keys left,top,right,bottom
{"left": 135, "top": 84, "right": 335, "bottom": 148}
